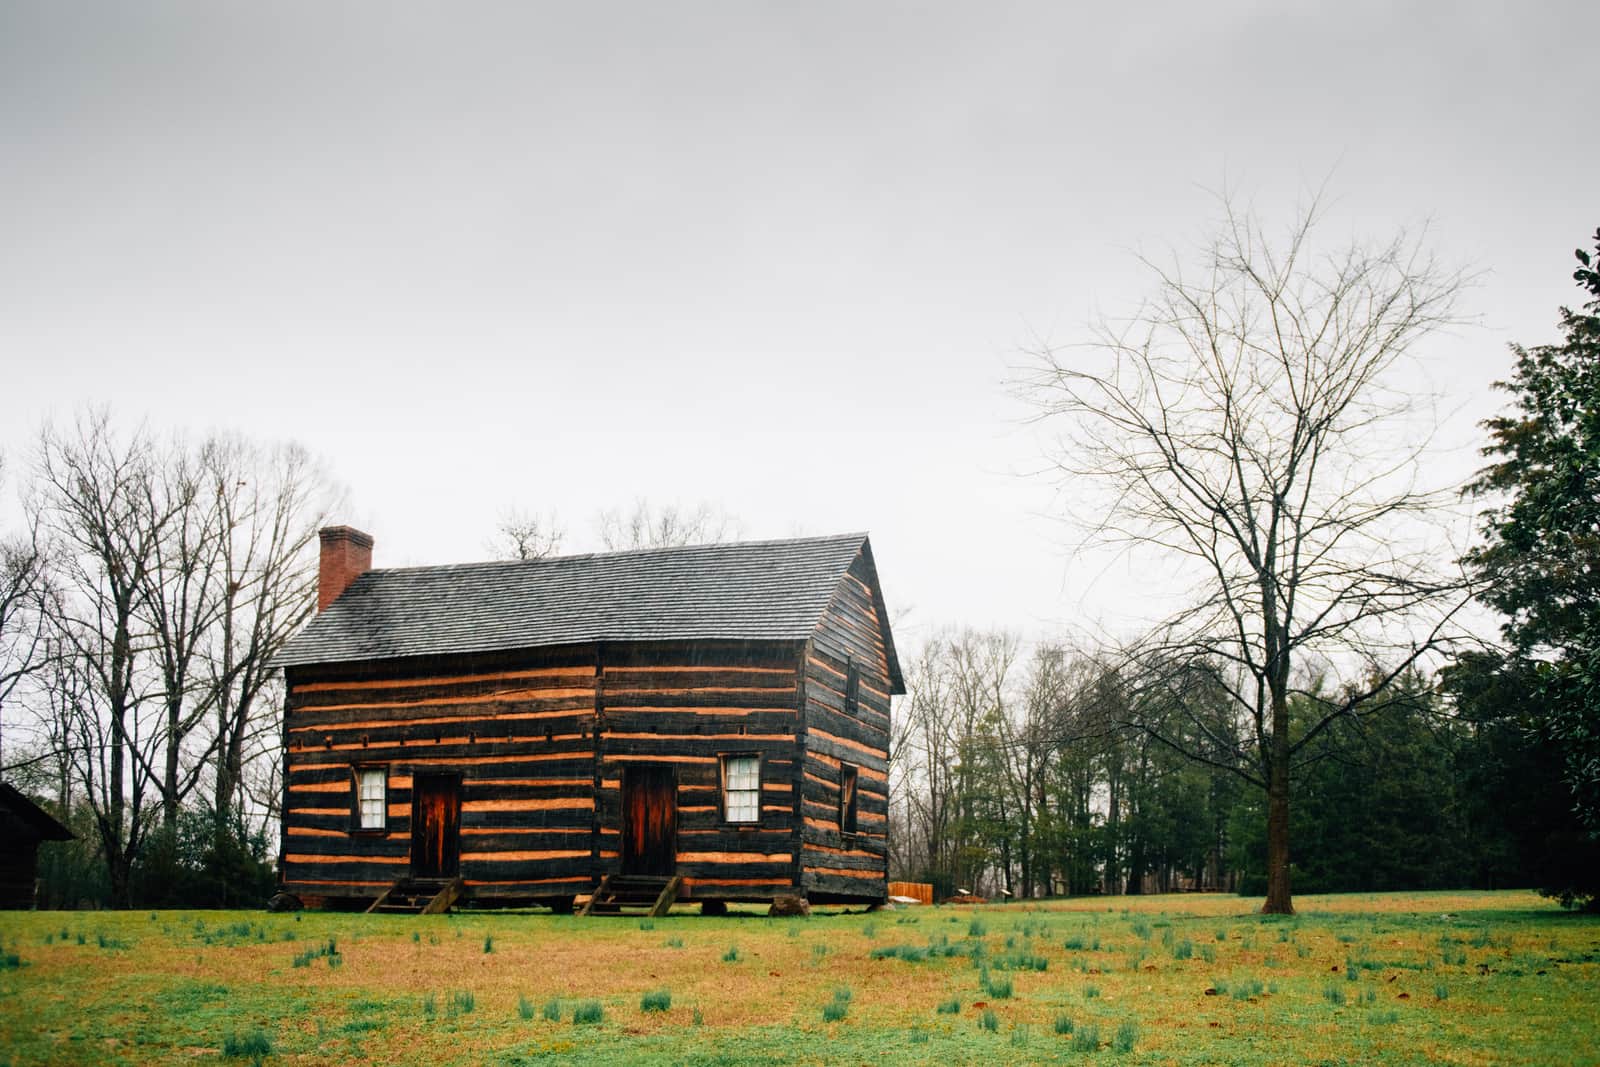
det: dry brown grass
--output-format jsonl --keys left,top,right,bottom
{"left": 2, "top": 890, "right": 1596, "bottom": 1065}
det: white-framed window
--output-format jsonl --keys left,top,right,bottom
{"left": 721, "top": 754, "right": 761, "bottom": 824}
{"left": 356, "top": 766, "right": 387, "bottom": 830}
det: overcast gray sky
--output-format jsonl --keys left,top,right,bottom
{"left": 3, "top": 1, "right": 1595, "bottom": 648}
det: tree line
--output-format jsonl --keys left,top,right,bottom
{"left": 889, "top": 634, "right": 1596, "bottom": 908}
{"left": 0, "top": 412, "right": 331, "bottom": 907}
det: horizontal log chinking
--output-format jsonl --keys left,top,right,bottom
{"left": 273, "top": 527, "right": 904, "bottom": 910}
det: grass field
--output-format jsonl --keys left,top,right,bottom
{"left": 1, "top": 890, "right": 1597, "bottom": 1065}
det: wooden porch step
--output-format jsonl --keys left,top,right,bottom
{"left": 366, "top": 877, "right": 463, "bottom": 916}
{"left": 579, "top": 874, "right": 681, "bottom": 917}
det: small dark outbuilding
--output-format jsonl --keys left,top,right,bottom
{"left": 0, "top": 782, "right": 73, "bottom": 910}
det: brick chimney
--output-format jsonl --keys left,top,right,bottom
{"left": 318, "top": 526, "right": 374, "bottom": 612}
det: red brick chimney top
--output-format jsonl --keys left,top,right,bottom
{"left": 318, "top": 525, "right": 374, "bottom": 612}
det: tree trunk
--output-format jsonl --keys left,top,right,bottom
{"left": 163, "top": 698, "right": 180, "bottom": 832}
{"left": 1263, "top": 743, "right": 1294, "bottom": 914}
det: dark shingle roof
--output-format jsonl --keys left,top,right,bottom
{"left": 276, "top": 533, "right": 890, "bottom": 675}
{"left": 0, "top": 783, "right": 74, "bottom": 842}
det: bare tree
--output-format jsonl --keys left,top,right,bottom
{"left": 1022, "top": 196, "right": 1470, "bottom": 913}
{"left": 202, "top": 438, "right": 327, "bottom": 832}
{"left": 0, "top": 455, "right": 51, "bottom": 772}
{"left": 34, "top": 412, "right": 173, "bottom": 903}
{"left": 596, "top": 499, "right": 740, "bottom": 551}
{"left": 24, "top": 413, "right": 330, "bottom": 903}
{"left": 488, "top": 507, "right": 565, "bottom": 561}
{"left": 889, "top": 628, "right": 1022, "bottom": 895}
{"left": 891, "top": 638, "right": 958, "bottom": 886}
{"left": 138, "top": 441, "right": 228, "bottom": 831}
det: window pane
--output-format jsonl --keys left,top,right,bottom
{"left": 358, "top": 769, "right": 385, "bottom": 828}
{"left": 727, "top": 756, "right": 758, "bottom": 790}
{"left": 727, "top": 790, "right": 759, "bottom": 822}
{"left": 724, "top": 756, "right": 759, "bottom": 822}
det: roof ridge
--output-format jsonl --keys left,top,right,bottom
{"left": 366, "top": 531, "right": 869, "bottom": 577}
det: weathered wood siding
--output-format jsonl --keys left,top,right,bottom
{"left": 0, "top": 841, "right": 42, "bottom": 910}
{"left": 280, "top": 648, "right": 598, "bottom": 902}
{"left": 596, "top": 641, "right": 803, "bottom": 901}
{"left": 800, "top": 549, "right": 891, "bottom": 901}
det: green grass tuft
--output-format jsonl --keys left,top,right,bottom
{"left": 936, "top": 997, "right": 961, "bottom": 1014}
{"left": 571, "top": 1000, "right": 603, "bottom": 1025}
{"left": 1071, "top": 1022, "right": 1101, "bottom": 1052}
{"left": 221, "top": 1028, "right": 273, "bottom": 1060}
{"left": 640, "top": 988, "right": 671, "bottom": 1013}
{"left": 979, "top": 1008, "right": 998, "bottom": 1032}
{"left": 517, "top": 994, "right": 535, "bottom": 1020}
{"left": 722, "top": 945, "right": 741, "bottom": 962}
{"left": 541, "top": 997, "right": 561, "bottom": 1022}
{"left": 1054, "top": 1013, "right": 1074, "bottom": 1035}
{"left": 1232, "top": 978, "right": 1264, "bottom": 1001}
{"left": 1114, "top": 1019, "right": 1139, "bottom": 1053}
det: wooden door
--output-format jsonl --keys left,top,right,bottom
{"left": 411, "top": 775, "right": 461, "bottom": 879}
{"left": 622, "top": 766, "right": 677, "bottom": 876}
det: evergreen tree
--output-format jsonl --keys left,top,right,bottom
{"left": 1459, "top": 228, "right": 1600, "bottom": 907}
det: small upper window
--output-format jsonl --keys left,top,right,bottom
{"left": 357, "top": 767, "right": 387, "bottom": 830}
{"left": 845, "top": 661, "right": 861, "bottom": 716}
{"left": 839, "top": 763, "right": 859, "bottom": 835}
{"left": 722, "top": 755, "right": 760, "bottom": 823}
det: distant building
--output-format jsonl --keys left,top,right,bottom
{"left": 273, "top": 527, "right": 902, "bottom": 912}
{"left": 0, "top": 782, "right": 73, "bottom": 910}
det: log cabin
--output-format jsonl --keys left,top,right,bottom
{"left": 273, "top": 526, "right": 902, "bottom": 913}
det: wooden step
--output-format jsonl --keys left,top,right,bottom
{"left": 365, "top": 877, "right": 463, "bottom": 916}
{"left": 580, "top": 874, "right": 681, "bottom": 917}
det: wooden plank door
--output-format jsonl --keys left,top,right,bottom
{"left": 411, "top": 775, "right": 461, "bottom": 879}
{"left": 621, "top": 766, "right": 677, "bottom": 876}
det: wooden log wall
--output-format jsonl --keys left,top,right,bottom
{"left": 800, "top": 550, "right": 892, "bottom": 902}
{"left": 0, "top": 840, "right": 42, "bottom": 910}
{"left": 596, "top": 641, "right": 803, "bottom": 901}
{"left": 280, "top": 648, "right": 599, "bottom": 903}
